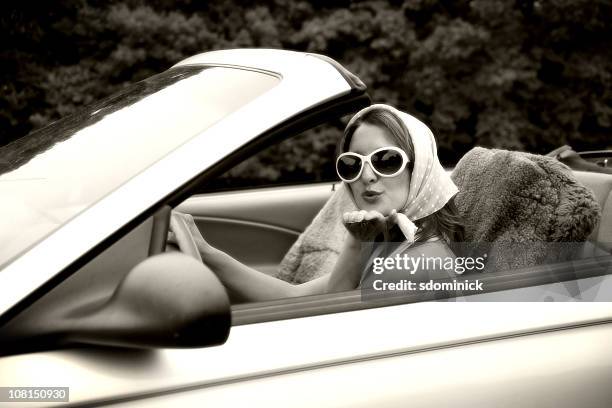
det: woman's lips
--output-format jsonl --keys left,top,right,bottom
{"left": 362, "top": 190, "right": 383, "bottom": 203}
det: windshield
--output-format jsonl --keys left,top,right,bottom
{"left": 0, "top": 65, "right": 279, "bottom": 269}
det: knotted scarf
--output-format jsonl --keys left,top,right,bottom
{"left": 343, "top": 104, "right": 458, "bottom": 244}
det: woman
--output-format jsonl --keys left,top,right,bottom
{"left": 171, "top": 104, "right": 464, "bottom": 301}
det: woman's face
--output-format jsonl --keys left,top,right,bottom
{"left": 346, "top": 123, "right": 411, "bottom": 216}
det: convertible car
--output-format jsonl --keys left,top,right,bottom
{"left": 0, "top": 49, "right": 611, "bottom": 407}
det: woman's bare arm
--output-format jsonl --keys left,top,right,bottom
{"left": 170, "top": 211, "right": 329, "bottom": 302}
{"left": 326, "top": 236, "right": 363, "bottom": 292}
{"left": 326, "top": 210, "right": 395, "bottom": 292}
{"left": 199, "top": 246, "right": 329, "bottom": 302}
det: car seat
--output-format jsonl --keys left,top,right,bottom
{"left": 572, "top": 171, "right": 612, "bottom": 253}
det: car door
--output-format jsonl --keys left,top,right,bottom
{"left": 2, "top": 296, "right": 611, "bottom": 407}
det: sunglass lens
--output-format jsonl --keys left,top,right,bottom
{"left": 372, "top": 149, "right": 404, "bottom": 175}
{"left": 337, "top": 155, "right": 362, "bottom": 180}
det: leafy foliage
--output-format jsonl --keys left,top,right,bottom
{"left": 2, "top": 0, "right": 611, "bottom": 186}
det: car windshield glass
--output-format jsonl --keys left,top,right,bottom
{"left": 0, "top": 65, "right": 279, "bottom": 269}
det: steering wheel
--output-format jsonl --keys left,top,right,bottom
{"left": 168, "top": 211, "right": 203, "bottom": 262}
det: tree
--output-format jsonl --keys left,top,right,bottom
{"left": 2, "top": 0, "right": 611, "bottom": 181}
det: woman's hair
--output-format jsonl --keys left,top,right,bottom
{"left": 340, "top": 108, "right": 415, "bottom": 175}
{"left": 414, "top": 197, "right": 465, "bottom": 244}
{"left": 340, "top": 106, "right": 465, "bottom": 244}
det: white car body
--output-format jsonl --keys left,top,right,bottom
{"left": 3, "top": 303, "right": 611, "bottom": 407}
{"left": 0, "top": 49, "right": 611, "bottom": 407}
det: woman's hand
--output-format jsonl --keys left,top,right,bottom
{"left": 168, "top": 211, "right": 216, "bottom": 258}
{"left": 342, "top": 209, "right": 400, "bottom": 242}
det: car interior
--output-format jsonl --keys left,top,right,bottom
{"left": 174, "top": 170, "right": 612, "bottom": 275}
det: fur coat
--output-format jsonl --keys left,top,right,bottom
{"left": 275, "top": 147, "right": 601, "bottom": 282}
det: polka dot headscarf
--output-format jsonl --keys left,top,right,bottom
{"left": 344, "top": 104, "right": 459, "bottom": 243}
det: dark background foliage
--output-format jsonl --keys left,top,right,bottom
{"left": 2, "top": 0, "right": 611, "bottom": 183}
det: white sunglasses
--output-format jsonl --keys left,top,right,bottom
{"left": 336, "top": 146, "right": 410, "bottom": 183}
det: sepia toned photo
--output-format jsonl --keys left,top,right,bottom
{"left": 1, "top": 1, "right": 611, "bottom": 407}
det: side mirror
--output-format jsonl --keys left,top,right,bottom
{"left": 1, "top": 253, "right": 231, "bottom": 353}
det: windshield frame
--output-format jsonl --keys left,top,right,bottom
{"left": 0, "top": 53, "right": 353, "bottom": 323}
{"left": 0, "top": 65, "right": 280, "bottom": 271}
